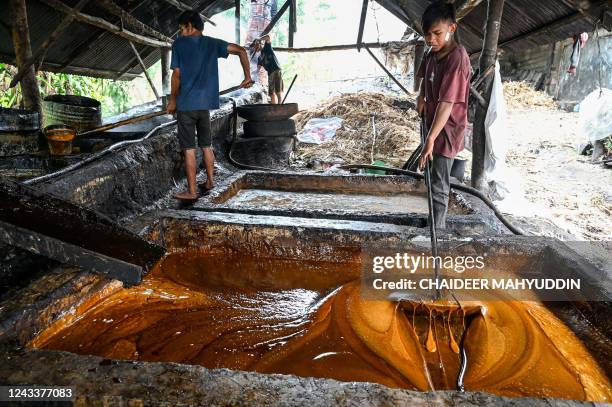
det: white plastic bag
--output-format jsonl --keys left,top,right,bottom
{"left": 297, "top": 117, "right": 343, "bottom": 144}
{"left": 579, "top": 88, "right": 612, "bottom": 142}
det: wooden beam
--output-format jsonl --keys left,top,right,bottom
{"left": 9, "top": 0, "right": 41, "bottom": 114}
{"left": 38, "top": 0, "right": 172, "bottom": 48}
{"left": 129, "top": 41, "right": 160, "bottom": 99}
{"left": 235, "top": 0, "right": 240, "bottom": 44}
{"left": 357, "top": 0, "right": 368, "bottom": 51}
{"left": 97, "top": 0, "right": 173, "bottom": 42}
{"left": 160, "top": 0, "right": 216, "bottom": 26}
{"left": 274, "top": 40, "right": 415, "bottom": 53}
{"left": 0, "top": 180, "right": 165, "bottom": 276}
{"left": 0, "top": 220, "right": 143, "bottom": 286}
{"left": 363, "top": 44, "right": 411, "bottom": 95}
{"left": 471, "top": 0, "right": 505, "bottom": 191}
{"left": 455, "top": 0, "right": 485, "bottom": 20}
{"left": 161, "top": 47, "right": 171, "bottom": 95}
{"left": 261, "top": 0, "right": 291, "bottom": 37}
{"left": 58, "top": 0, "right": 151, "bottom": 70}
{"left": 9, "top": 0, "right": 90, "bottom": 88}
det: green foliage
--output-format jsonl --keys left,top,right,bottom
{"left": 0, "top": 62, "right": 130, "bottom": 116}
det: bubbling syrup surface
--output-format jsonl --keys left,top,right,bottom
{"left": 31, "top": 251, "right": 611, "bottom": 402}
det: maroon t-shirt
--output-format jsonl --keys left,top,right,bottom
{"left": 417, "top": 44, "right": 471, "bottom": 159}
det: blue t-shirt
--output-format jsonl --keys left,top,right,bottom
{"left": 170, "top": 35, "right": 229, "bottom": 111}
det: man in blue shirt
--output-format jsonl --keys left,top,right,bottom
{"left": 167, "top": 10, "right": 252, "bottom": 201}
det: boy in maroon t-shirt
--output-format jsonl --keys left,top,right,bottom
{"left": 416, "top": 1, "right": 472, "bottom": 228}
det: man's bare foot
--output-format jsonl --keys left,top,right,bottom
{"left": 173, "top": 191, "right": 198, "bottom": 201}
{"left": 198, "top": 181, "right": 214, "bottom": 191}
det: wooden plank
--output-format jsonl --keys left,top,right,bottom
{"left": 261, "top": 0, "right": 291, "bottom": 37}
{"left": 38, "top": 0, "right": 172, "bottom": 48}
{"left": 129, "top": 41, "right": 160, "bottom": 99}
{"left": 8, "top": 0, "right": 41, "bottom": 113}
{"left": 0, "top": 221, "right": 142, "bottom": 286}
{"left": 160, "top": 0, "right": 216, "bottom": 26}
{"left": 0, "top": 180, "right": 165, "bottom": 273}
{"left": 471, "top": 0, "right": 505, "bottom": 191}
{"left": 9, "top": 0, "right": 90, "bottom": 88}
{"left": 357, "top": 0, "right": 369, "bottom": 51}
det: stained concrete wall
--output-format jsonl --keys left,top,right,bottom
{"left": 500, "top": 29, "right": 611, "bottom": 105}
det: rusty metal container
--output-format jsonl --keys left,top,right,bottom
{"left": 42, "top": 95, "right": 102, "bottom": 133}
{"left": 0, "top": 107, "right": 40, "bottom": 156}
{"left": 44, "top": 124, "right": 76, "bottom": 156}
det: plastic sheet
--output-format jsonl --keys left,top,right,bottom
{"left": 579, "top": 88, "right": 612, "bottom": 142}
{"left": 297, "top": 117, "right": 343, "bottom": 144}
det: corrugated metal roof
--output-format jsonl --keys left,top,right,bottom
{"left": 0, "top": 0, "right": 233, "bottom": 80}
{"left": 0, "top": 0, "right": 604, "bottom": 80}
{"left": 378, "top": 0, "right": 602, "bottom": 57}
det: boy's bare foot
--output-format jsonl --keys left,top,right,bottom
{"left": 173, "top": 191, "right": 198, "bottom": 201}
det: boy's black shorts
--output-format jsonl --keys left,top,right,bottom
{"left": 177, "top": 110, "right": 212, "bottom": 150}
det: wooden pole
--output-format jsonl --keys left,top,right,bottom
{"left": 38, "top": 0, "right": 172, "bottom": 48}
{"left": 235, "top": 0, "right": 240, "bottom": 44}
{"left": 261, "top": 0, "right": 291, "bottom": 37}
{"left": 9, "top": 0, "right": 41, "bottom": 114}
{"left": 471, "top": 0, "right": 505, "bottom": 191}
{"left": 357, "top": 0, "right": 368, "bottom": 51}
{"left": 129, "top": 41, "right": 160, "bottom": 100}
{"left": 288, "top": 0, "right": 296, "bottom": 47}
{"left": 412, "top": 40, "right": 425, "bottom": 92}
{"left": 161, "top": 47, "right": 171, "bottom": 96}
{"left": 9, "top": 0, "right": 90, "bottom": 88}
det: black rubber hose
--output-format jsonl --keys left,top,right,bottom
{"left": 338, "top": 164, "right": 525, "bottom": 235}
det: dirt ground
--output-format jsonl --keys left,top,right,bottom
{"left": 503, "top": 109, "right": 611, "bottom": 240}
{"left": 289, "top": 79, "right": 610, "bottom": 240}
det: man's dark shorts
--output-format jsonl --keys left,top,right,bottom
{"left": 177, "top": 110, "right": 212, "bottom": 150}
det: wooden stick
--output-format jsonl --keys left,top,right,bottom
{"left": 160, "top": 0, "right": 216, "bottom": 26}
{"left": 129, "top": 41, "right": 160, "bottom": 99}
{"left": 363, "top": 44, "right": 411, "bottom": 95}
{"left": 38, "top": 0, "right": 172, "bottom": 48}
{"left": 9, "top": 0, "right": 90, "bottom": 88}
